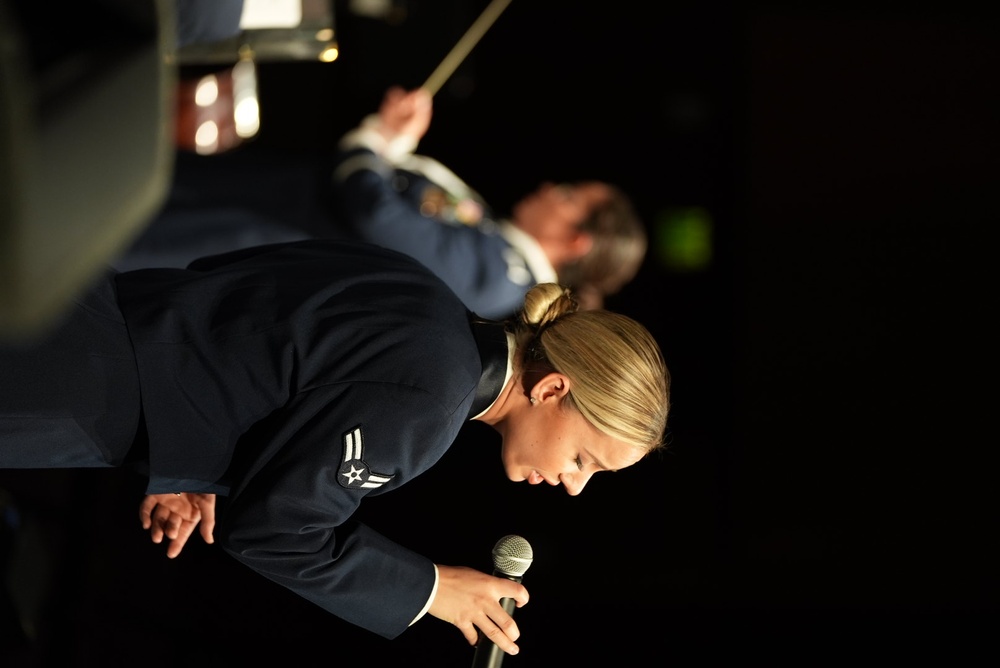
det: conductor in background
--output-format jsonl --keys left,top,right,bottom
{"left": 332, "top": 86, "right": 648, "bottom": 318}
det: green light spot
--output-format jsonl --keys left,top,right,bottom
{"left": 653, "top": 206, "right": 713, "bottom": 272}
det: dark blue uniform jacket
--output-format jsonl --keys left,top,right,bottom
{"left": 2, "top": 240, "right": 511, "bottom": 640}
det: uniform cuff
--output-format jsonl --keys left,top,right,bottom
{"left": 339, "top": 114, "right": 419, "bottom": 164}
{"left": 410, "top": 563, "right": 440, "bottom": 626}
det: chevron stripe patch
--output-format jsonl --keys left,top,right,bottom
{"left": 337, "top": 426, "right": 394, "bottom": 490}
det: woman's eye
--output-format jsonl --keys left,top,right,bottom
{"left": 575, "top": 456, "right": 584, "bottom": 470}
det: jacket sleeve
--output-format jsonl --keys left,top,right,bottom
{"left": 214, "top": 383, "right": 460, "bottom": 639}
{"left": 330, "top": 147, "right": 534, "bottom": 319}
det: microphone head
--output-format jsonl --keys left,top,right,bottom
{"left": 491, "top": 534, "right": 533, "bottom": 577}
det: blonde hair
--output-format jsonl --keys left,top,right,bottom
{"left": 512, "top": 283, "right": 670, "bottom": 453}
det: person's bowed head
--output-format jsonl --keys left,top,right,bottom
{"left": 475, "top": 283, "right": 669, "bottom": 494}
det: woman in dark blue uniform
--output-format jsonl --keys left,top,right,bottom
{"left": 0, "top": 239, "right": 670, "bottom": 655}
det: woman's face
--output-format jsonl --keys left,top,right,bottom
{"left": 498, "top": 385, "right": 644, "bottom": 496}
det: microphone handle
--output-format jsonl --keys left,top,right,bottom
{"left": 470, "top": 573, "right": 522, "bottom": 668}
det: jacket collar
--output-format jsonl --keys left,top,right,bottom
{"left": 468, "top": 319, "right": 513, "bottom": 419}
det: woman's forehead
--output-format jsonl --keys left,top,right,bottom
{"left": 582, "top": 422, "right": 645, "bottom": 471}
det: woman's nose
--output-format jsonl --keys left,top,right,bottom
{"left": 561, "top": 471, "right": 593, "bottom": 496}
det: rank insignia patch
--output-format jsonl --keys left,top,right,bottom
{"left": 337, "top": 426, "right": 394, "bottom": 490}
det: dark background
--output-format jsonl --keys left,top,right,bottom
{"left": 2, "top": 1, "right": 997, "bottom": 665}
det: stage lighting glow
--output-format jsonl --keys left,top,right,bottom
{"left": 653, "top": 206, "right": 713, "bottom": 272}
{"left": 194, "top": 75, "right": 219, "bottom": 107}
{"left": 232, "top": 57, "right": 260, "bottom": 138}
{"left": 235, "top": 98, "right": 260, "bottom": 137}
{"left": 194, "top": 120, "right": 219, "bottom": 154}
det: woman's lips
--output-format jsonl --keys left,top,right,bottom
{"left": 528, "top": 470, "right": 545, "bottom": 485}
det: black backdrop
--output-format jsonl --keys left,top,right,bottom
{"left": 2, "top": 1, "right": 997, "bottom": 665}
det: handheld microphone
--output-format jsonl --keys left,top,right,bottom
{"left": 471, "top": 534, "right": 534, "bottom": 668}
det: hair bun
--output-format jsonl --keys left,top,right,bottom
{"left": 521, "top": 283, "right": 578, "bottom": 330}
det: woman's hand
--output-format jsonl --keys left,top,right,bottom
{"left": 429, "top": 564, "right": 530, "bottom": 656}
{"left": 139, "top": 493, "right": 216, "bottom": 558}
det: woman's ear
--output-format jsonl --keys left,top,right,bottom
{"left": 530, "top": 372, "right": 571, "bottom": 404}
